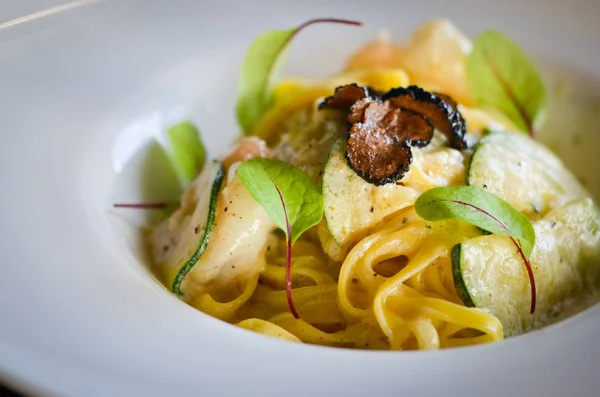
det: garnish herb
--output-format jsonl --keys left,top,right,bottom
{"left": 113, "top": 121, "right": 205, "bottom": 210}
{"left": 415, "top": 186, "right": 537, "bottom": 313}
{"left": 237, "top": 158, "right": 324, "bottom": 318}
{"left": 235, "top": 18, "right": 362, "bottom": 134}
{"left": 168, "top": 121, "right": 206, "bottom": 184}
{"left": 467, "top": 31, "right": 547, "bottom": 138}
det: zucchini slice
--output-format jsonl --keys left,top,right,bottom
{"left": 452, "top": 198, "right": 600, "bottom": 336}
{"left": 150, "top": 160, "right": 225, "bottom": 295}
{"left": 321, "top": 135, "right": 466, "bottom": 260}
{"left": 468, "top": 132, "right": 588, "bottom": 216}
{"left": 321, "top": 138, "right": 420, "bottom": 260}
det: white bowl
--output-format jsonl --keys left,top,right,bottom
{"left": 1, "top": 0, "right": 599, "bottom": 396}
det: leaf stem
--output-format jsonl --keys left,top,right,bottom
{"left": 285, "top": 236, "right": 299, "bottom": 319}
{"left": 482, "top": 49, "right": 535, "bottom": 139}
{"left": 285, "top": 18, "right": 363, "bottom": 55}
{"left": 113, "top": 202, "right": 170, "bottom": 209}
{"left": 294, "top": 18, "right": 363, "bottom": 37}
{"left": 510, "top": 237, "right": 537, "bottom": 314}
{"left": 272, "top": 183, "right": 300, "bottom": 318}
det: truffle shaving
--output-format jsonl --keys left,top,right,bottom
{"left": 318, "top": 83, "right": 468, "bottom": 186}
{"left": 319, "top": 83, "right": 382, "bottom": 112}
{"left": 382, "top": 85, "right": 467, "bottom": 149}
{"left": 346, "top": 99, "right": 433, "bottom": 185}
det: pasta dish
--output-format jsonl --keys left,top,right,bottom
{"left": 128, "top": 20, "right": 600, "bottom": 350}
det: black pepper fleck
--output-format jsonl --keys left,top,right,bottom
{"left": 163, "top": 245, "right": 169, "bottom": 252}
{"left": 194, "top": 226, "right": 200, "bottom": 234}
{"left": 551, "top": 221, "right": 557, "bottom": 228}
{"left": 370, "top": 207, "right": 374, "bottom": 213}
{"left": 483, "top": 184, "right": 488, "bottom": 189}
{"left": 224, "top": 207, "right": 228, "bottom": 212}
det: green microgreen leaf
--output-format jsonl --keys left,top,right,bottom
{"left": 467, "top": 31, "right": 547, "bottom": 138}
{"left": 237, "top": 158, "right": 323, "bottom": 243}
{"left": 415, "top": 186, "right": 535, "bottom": 255}
{"left": 167, "top": 121, "right": 206, "bottom": 184}
{"left": 237, "top": 158, "right": 324, "bottom": 318}
{"left": 235, "top": 18, "right": 362, "bottom": 134}
{"left": 415, "top": 185, "right": 537, "bottom": 313}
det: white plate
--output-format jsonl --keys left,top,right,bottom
{"left": 1, "top": 0, "right": 599, "bottom": 396}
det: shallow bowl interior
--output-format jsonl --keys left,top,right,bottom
{"left": 1, "top": 1, "right": 600, "bottom": 396}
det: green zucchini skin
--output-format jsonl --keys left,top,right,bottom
{"left": 172, "top": 161, "right": 225, "bottom": 295}
{"left": 451, "top": 244, "right": 475, "bottom": 308}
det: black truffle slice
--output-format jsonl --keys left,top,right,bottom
{"left": 345, "top": 99, "right": 433, "bottom": 185}
{"left": 319, "top": 83, "right": 382, "bottom": 112}
{"left": 382, "top": 85, "right": 467, "bottom": 150}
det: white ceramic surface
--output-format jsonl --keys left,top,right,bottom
{"left": 1, "top": 0, "right": 600, "bottom": 396}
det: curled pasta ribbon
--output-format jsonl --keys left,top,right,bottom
{"left": 386, "top": 294, "right": 503, "bottom": 349}
{"left": 373, "top": 242, "right": 447, "bottom": 348}
{"left": 336, "top": 217, "right": 498, "bottom": 350}
{"left": 372, "top": 240, "right": 502, "bottom": 349}
{"left": 355, "top": 221, "right": 431, "bottom": 293}
{"left": 408, "top": 317, "right": 440, "bottom": 350}
{"left": 270, "top": 313, "right": 390, "bottom": 349}
{"left": 270, "top": 313, "right": 349, "bottom": 346}
{"left": 192, "top": 273, "right": 259, "bottom": 322}
{"left": 240, "top": 284, "right": 345, "bottom": 325}
{"left": 338, "top": 210, "right": 430, "bottom": 319}
{"left": 237, "top": 318, "right": 301, "bottom": 343}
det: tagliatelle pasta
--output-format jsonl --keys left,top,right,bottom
{"left": 228, "top": 208, "right": 503, "bottom": 349}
